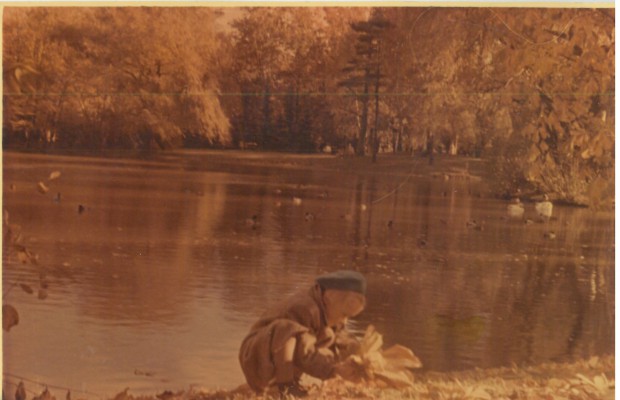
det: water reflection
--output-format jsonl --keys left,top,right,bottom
{"left": 3, "top": 151, "right": 614, "bottom": 398}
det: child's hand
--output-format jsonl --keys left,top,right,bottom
{"left": 335, "top": 336, "right": 361, "bottom": 359}
{"left": 333, "top": 358, "right": 366, "bottom": 383}
{"left": 316, "top": 327, "right": 336, "bottom": 348}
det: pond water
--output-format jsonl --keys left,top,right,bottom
{"left": 2, "top": 151, "right": 614, "bottom": 399}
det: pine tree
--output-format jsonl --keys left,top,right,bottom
{"left": 339, "top": 9, "right": 392, "bottom": 160}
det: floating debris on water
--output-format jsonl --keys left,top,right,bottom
{"left": 49, "top": 171, "right": 62, "bottom": 180}
{"left": 37, "top": 182, "right": 49, "bottom": 194}
{"left": 507, "top": 198, "right": 525, "bottom": 218}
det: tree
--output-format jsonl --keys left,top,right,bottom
{"left": 339, "top": 9, "right": 393, "bottom": 160}
{"left": 227, "top": 7, "right": 368, "bottom": 152}
{"left": 368, "top": 7, "right": 613, "bottom": 205}
{"left": 3, "top": 7, "right": 231, "bottom": 150}
{"left": 487, "top": 8, "right": 614, "bottom": 205}
{"left": 229, "top": 8, "right": 292, "bottom": 148}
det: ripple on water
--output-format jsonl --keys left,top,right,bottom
{"left": 2, "top": 152, "right": 614, "bottom": 397}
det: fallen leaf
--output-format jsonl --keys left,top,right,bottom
{"left": 33, "top": 388, "right": 55, "bottom": 400}
{"left": 112, "top": 387, "right": 131, "bottom": 400}
{"left": 19, "top": 283, "right": 34, "bottom": 294}
{"left": 588, "top": 356, "right": 599, "bottom": 368}
{"left": 135, "top": 368, "right": 156, "bottom": 377}
{"left": 360, "top": 325, "right": 383, "bottom": 354}
{"left": 592, "top": 374, "right": 611, "bottom": 393}
{"left": 16, "top": 248, "right": 38, "bottom": 265}
{"left": 37, "top": 182, "right": 49, "bottom": 194}
{"left": 348, "top": 325, "right": 422, "bottom": 389}
{"left": 30, "top": 251, "right": 40, "bottom": 265}
{"left": 382, "top": 344, "right": 423, "bottom": 369}
{"left": 15, "top": 382, "right": 26, "bottom": 400}
{"left": 17, "top": 250, "right": 30, "bottom": 264}
{"left": 155, "top": 390, "right": 175, "bottom": 400}
{"left": 3, "top": 304, "right": 19, "bottom": 331}
{"left": 467, "top": 386, "right": 492, "bottom": 400}
{"left": 374, "top": 369, "right": 414, "bottom": 389}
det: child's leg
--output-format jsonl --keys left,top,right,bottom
{"left": 273, "top": 336, "right": 309, "bottom": 397}
{"left": 273, "top": 337, "right": 297, "bottom": 384}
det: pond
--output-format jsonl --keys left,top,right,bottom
{"left": 2, "top": 150, "right": 614, "bottom": 399}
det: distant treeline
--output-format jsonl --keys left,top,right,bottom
{"left": 3, "top": 7, "right": 615, "bottom": 204}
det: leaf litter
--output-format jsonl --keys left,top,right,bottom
{"left": 94, "top": 356, "right": 614, "bottom": 400}
{"left": 8, "top": 325, "right": 612, "bottom": 399}
{"left": 98, "top": 328, "right": 613, "bottom": 400}
{"left": 344, "top": 325, "right": 422, "bottom": 389}
{"left": 49, "top": 171, "right": 61, "bottom": 180}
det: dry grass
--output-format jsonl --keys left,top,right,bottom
{"left": 104, "top": 355, "right": 614, "bottom": 400}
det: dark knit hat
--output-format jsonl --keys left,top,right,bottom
{"left": 316, "top": 270, "right": 366, "bottom": 295}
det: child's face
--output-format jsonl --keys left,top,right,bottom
{"left": 323, "top": 289, "right": 366, "bottom": 326}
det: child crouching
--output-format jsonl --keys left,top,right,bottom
{"left": 239, "top": 270, "right": 366, "bottom": 397}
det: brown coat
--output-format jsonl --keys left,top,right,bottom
{"left": 238, "top": 284, "right": 359, "bottom": 392}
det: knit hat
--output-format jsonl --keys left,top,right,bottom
{"left": 316, "top": 270, "right": 366, "bottom": 295}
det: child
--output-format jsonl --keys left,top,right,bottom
{"left": 239, "top": 270, "right": 367, "bottom": 397}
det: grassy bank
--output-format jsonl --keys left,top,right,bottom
{"left": 95, "top": 355, "right": 614, "bottom": 400}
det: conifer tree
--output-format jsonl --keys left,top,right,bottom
{"left": 339, "top": 9, "right": 392, "bottom": 160}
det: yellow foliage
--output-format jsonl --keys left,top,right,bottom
{"left": 347, "top": 325, "right": 423, "bottom": 389}
{"left": 527, "top": 145, "right": 540, "bottom": 163}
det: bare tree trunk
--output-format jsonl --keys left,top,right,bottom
{"left": 241, "top": 86, "right": 251, "bottom": 149}
{"left": 449, "top": 135, "right": 459, "bottom": 155}
{"left": 261, "top": 81, "right": 271, "bottom": 148}
{"left": 357, "top": 78, "right": 369, "bottom": 156}
{"left": 427, "top": 131, "right": 435, "bottom": 165}
{"left": 372, "top": 66, "right": 380, "bottom": 163}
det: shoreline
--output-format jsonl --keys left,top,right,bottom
{"left": 4, "top": 149, "right": 605, "bottom": 208}
{"left": 12, "top": 354, "right": 606, "bottom": 400}
{"left": 122, "top": 354, "right": 615, "bottom": 399}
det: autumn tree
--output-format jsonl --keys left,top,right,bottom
{"left": 371, "top": 7, "right": 614, "bottom": 205}
{"left": 3, "top": 7, "right": 231, "bottom": 150}
{"left": 229, "top": 8, "right": 288, "bottom": 148}
{"left": 484, "top": 8, "right": 615, "bottom": 205}
{"left": 339, "top": 9, "right": 393, "bottom": 160}
{"left": 278, "top": 9, "right": 339, "bottom": 152}
{"left": 227, "top": 7, "right": 368, "bottom": 152}
{"left": 3, "top": 7, "right": 614, "bottom": 206}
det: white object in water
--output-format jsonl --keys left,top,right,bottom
{"left": 535, "top": 195, "right": 553, "bottom": 220}
{"left": 507, "top": 198, "right": 525, "bottom": 218}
